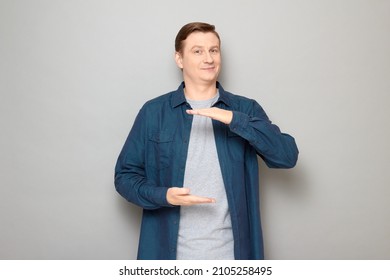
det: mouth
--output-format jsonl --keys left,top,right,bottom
{"left": 201, "top": 66, "right": 215, "bottom": 71}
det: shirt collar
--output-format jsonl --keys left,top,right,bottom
{"left": 171, "top": 81, "right": 232, "bottom": 108}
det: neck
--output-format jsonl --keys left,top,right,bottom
{"left": 183, "top": 80, "right": 217, "bottom": 101}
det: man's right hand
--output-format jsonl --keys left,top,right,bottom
{"left": 167, "top": 187, "right": 216, "bottom": 206}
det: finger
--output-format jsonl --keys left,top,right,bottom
{"left": 186, "top": 109, "right": 200, "bottom": 115}
{"left": 183, "top": 195, "right": 216, "bottom": 205}
{"left": 167, "top": 188, "right": 216, "bottom": 205}
{"left": 186, "top": 108, "right": 210, "bottom": 115}
{"left": 177, "top": 187, "right": 191, "bottom": 195}
{"left": 186, "top": 109, "right": 214, "bottom": 119}
{"left": 169, "top": 187, "right": 190, "bottom": 194}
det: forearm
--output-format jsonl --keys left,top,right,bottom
{"left": 114, "top": 166, "right": 171, "bottom": 210}
{"left": 229, "top": 110, "right": 299, "bottom": 168}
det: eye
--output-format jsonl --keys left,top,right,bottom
{"left": 210, "top": 48, "right": 219, "bottom": 54}
{"left": 192, "top": 49, "right": 203, "bottom": 55}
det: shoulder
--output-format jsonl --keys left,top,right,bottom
{"left": 142, "top": 82, "right": 185, "bottom": 109}
{"left": 138, "top": 90, "right": 177, "bottom": 114}
{"left": 144, "top": 92, "right": 172, "bottom": 107}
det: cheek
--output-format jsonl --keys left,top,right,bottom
{"left": 213, "top": 55, "right": 221, "bottom": 65}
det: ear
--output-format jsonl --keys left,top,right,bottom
{"left": 175, "top": 52, "right": 183, "bottom": 69}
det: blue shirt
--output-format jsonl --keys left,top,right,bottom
{"left": 115, "top": 82, "right": 299, "bottom": 259}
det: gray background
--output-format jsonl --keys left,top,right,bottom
{"left": 1, "top": 0, "right": 389, "bottom": 259}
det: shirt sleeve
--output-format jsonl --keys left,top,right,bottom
{"left": 114, "top": 106, "right": 172, "bottom": 209}
{"left": 228, "top": 100, "right": 299, "bottom": 168}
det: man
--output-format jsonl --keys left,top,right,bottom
{"left": 115, "top": 22, "right": 298, "bottom": 260}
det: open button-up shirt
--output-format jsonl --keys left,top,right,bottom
{"left": 115, "top": 82, "right": 299, "bottom": 259}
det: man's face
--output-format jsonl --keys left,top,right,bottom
{"left": 175, "top": 32, "right": 221, "bottom": 85}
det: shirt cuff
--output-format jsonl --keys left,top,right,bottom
{"left": 229, "top": 111, "right": 249, "bottom": 133}
{"left": 153, "top": 187, "right": 174, "bottom": 208}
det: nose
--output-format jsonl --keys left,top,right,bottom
{"left": 204, "top": 51, "right": 214, "bottom": 63}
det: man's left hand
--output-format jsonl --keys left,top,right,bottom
{"left": 186, "top": 107, "right": 233, "bottom": 125}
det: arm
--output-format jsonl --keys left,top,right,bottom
{"left": 114, "top": 106, "right": 171, "bottom": 210}
{"left": 115, "top": 107, "right": 216, "bottom": 209}
{"left": 187, "top": 100, "right": 299, "bottom": 168}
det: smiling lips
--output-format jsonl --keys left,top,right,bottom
{"left": 201, "top": 66, "right": 215, "bottom": 71}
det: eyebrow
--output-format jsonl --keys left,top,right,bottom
{"left": 190, "top": 45, "right": 220, "bottom": 50}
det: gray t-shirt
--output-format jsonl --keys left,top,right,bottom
{"left": 176, "top": 93, "right": 234, "bottom": 260}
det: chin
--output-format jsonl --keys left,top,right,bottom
{"left": 200, "top": 74, "right": 218, "bottom": 82}
{"left": 200, "top": 78, "right": 218, "bottom": 84}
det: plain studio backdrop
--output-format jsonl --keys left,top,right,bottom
{"left": 0, "top": 0, "right": 389, "bottom": 260}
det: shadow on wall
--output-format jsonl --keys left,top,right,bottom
{"left": 258, "top": 158, "right": 309, "bottom": 259}
{"left": 258, "top": 157, "right": 308, "bottom": 199}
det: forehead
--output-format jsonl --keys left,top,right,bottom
{"left": 183, "top": 31, "right": 220, "bottom": 49}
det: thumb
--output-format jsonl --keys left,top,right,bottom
{"left": 180, "top": 187, "right": 191, "bottom": 195}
